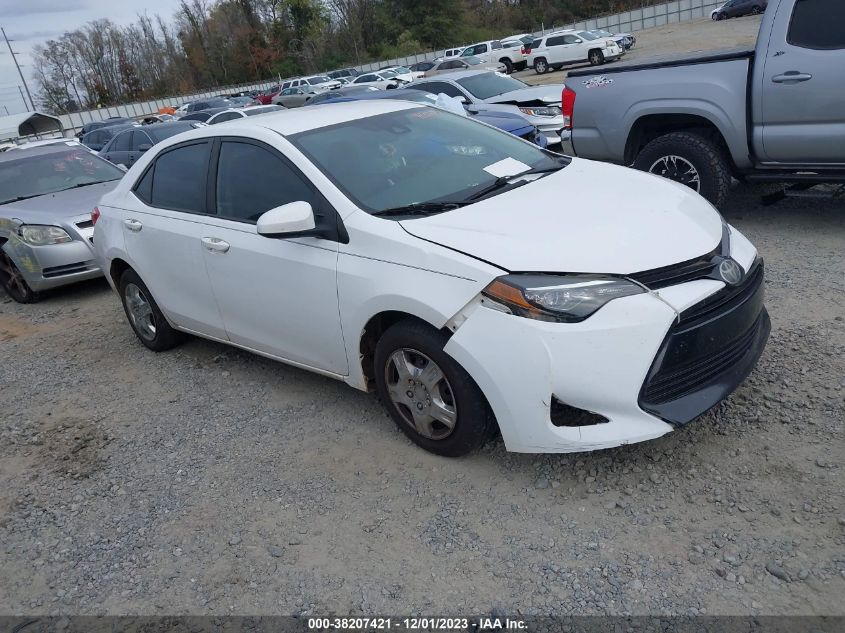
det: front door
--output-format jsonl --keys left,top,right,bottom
{"left": 758, "top": 0, "right": 845, "bottom": 164}
{"left": 199, "top": 139, "right": 348, "bottom": 374}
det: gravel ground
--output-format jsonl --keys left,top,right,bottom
{"left": 2, "top": 15, "right": 844, "bottom": 618}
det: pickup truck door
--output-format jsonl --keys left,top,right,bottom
{"left": 758, "top": 0, "right": 845, "bottom": 164}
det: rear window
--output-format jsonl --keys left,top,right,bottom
{"left": 531, "top": 39, "right": 542, "bottom": 49}
{"left": 787, "top": 0, "right": 845, "bottom": 49}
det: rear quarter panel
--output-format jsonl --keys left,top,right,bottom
{"left": 570, "top": 58, "right": 753, "bottom": 169}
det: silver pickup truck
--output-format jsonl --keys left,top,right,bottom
{"left": 560, "top": 0, "right": 844, "bottom": 207}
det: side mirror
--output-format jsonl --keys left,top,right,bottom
{"left": 574, "top": 39, "right": 583, "bottom": 43}
{"left": 138, "top": 144, "right": 152, "bottom": 152}
{"left": 457, "top": 96, "right": 469, "bottom": 104}
{"left": 257, "top": 201, "right": 316, "bottom": 237}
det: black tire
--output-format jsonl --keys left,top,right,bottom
{"left": 499, "top": 58, "right": 514, "bottom": 74}
{"left": 718, "top": 12, "right": 727, "bottom": 20}
{"left": 0, "top": 246, "right": 39, "bottom": 303}
{"left": 750, "top": 5, "right": 762, "bottom": 14}
{"left": 633, "top": 131, "right": 731, "bottom": 209}
{"left": 589, "top": 49, "right": 605, "bottom": 66}
{"left": 374, "top": 319, "right": 495, "bottom": 457}
{"left": 533, "top": 58, "right": 548, "bottom": 74}
{"left": 118, "top": 269, "right": 184, "bottom": 352}
{"left": 386, "top": 83, "right": 396, "bottom": 90}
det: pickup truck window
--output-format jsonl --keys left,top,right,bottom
{"left": 787, "top": 0, "right": 845, "bottom": 50}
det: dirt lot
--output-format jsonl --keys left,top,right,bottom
{"left": 2, "top": 13, "right": 844, "bottom": 618}
{"left": 516, "top": 15, "right": 762, "bottom": 86}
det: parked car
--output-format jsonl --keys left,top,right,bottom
{"left": 179, "top": 108, "right": 229, "bottom": 123}
{"left": 227, "top": 96, "right": 256, "bottom": 107}
{"left": 139, "top": 114, "right": 176, "bottom": 125}
{"left": 82, "top": 123, "right": 138, "bottom": 152}
{"left": 327, "top": 68, "right": 359, "bottom": 80}
{"left": 6, "top": 138, "right": 85, "bottom": 151}
{"left": 309, "top": 88, "right": 548, "bottom": 147}
{"left": 562, "top": 0, "right": 843, "bottom": 208}
{"left": 527, "top": 29, "right": 624, "bottom": 73}
{"left": 272, "top": 87, "right": 313, "bottom": 108}
{"left": 206, "top": 105, "right": 286, "bottom": 125}
{"left": 350, "top": 70, "right": 405, "bottom": 90}
{"left": 75, "top": 117, "right": 133, "bottom": 140}
{"left": 93, "top": 101, "right": 769, "bottom": 456}
{"left": 256, "top": 86, "right": 282, "bottom": 105}
{"left": 424, "top": 56, "right": 507, "bottom": 77}
{"left": 442, "top": 47, "right": 466, "bottom": 59}
{"left": 588, "top": 29, "right": 636, "bottom": 50}
{"left": 282, "top": 75, "right": 342, "bottom": 93}
{"left": 379, "top": 66, "right": 416, "bottom": 82}
{"left": 0, "top": 145, "right": 125, "bottom": 302}
{"left": 460, "top": 39, "right": 526, "bottom": 73}
{"left": 99, "top": 121, "right": 204, "bottom": 168}
{"left": 186, "top": 98, "right": 232, "bottom": 113}
{"left": 304, "top": 86, "right": 381, "bottom": 106}
{"left": 173, "top": 103, "right": 191, "bottom": 117}
{"left": 711, "top": 0, "right": 768, "bottom": 19}
{"left": 407, "top": 70, "right": 565, "bottom": 146}
{"left": 409, "top": 60, "right": 437, "bottom": 75}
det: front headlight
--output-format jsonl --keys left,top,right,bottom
{"left": 482, "top": 274, "right": 645, "bottom": 322}
{"left": 519, "top": 106, "right": 562, "bottom": 117}
{"left": 18, "top": 225, "right": 73, "bottom": 246}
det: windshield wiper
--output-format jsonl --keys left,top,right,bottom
{"left": 464, "top": 162, "right": 567, "bottom": 202}
{"left": 54, "top": 181, "right": 113, "bottom": 194}
{"left": 372, "top": 200, "right": 467, "bottom": 218}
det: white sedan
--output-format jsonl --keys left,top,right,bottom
{"left": 350, "top": 70, "right": 405, "bottom": 90}
{"left": 93, "top": 101, "right": 769, "bottom": 456}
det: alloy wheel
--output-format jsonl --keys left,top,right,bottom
{"left": 384, "top": 348, "right": 457, "bottom": 440}
{"left": 124, "top": 282, "right": 157, "bottom": 341}
{"left": 0, "top": 250, "right": 35, "bottom": 302}
{"left": 535, "top": 60, "right": 547, "bottom": 74}
{"left": 648, "top": 155, "right": 702, "bottom": 192}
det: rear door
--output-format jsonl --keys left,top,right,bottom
{"left": 122, "top": 140, "right": 227, "bottom": 338}
{"left": 102, "top": 130, "right": 131, "bottom": 165}
{"left": 758, "top": 0, "right": 845, "bottom": 164}
{"left": 128, "top": 130, "right": 153, "bottom": 167}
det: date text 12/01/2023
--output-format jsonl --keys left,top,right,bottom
{"left": 307, "top": 617, "right": 527, "bottom": 630}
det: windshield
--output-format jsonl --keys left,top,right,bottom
{"left": 307, "top": 76, "right": 330, "bottom": 85}
{"left": 381, "top": 70, "right": 397, "bottom": 79}
{"left": 456, "top": 73, "right": 527, "bottom": 100}
{"left": 578, "top": 31, "right": 600, "bottom": 40}
{"left": 464, "top": 56, "right": 484, "bottom": 65}
{"left": 289, "top": 107, "right": 562, "bottom": 214}
{"left": 592, "top": 30, "right": 613, "bottom": 37}
{"left": 0, "top": 148, "right": 123, "bottom": 204}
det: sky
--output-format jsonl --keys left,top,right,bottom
{"left": 0, "top": 0, "right": 177, "bottom": 116}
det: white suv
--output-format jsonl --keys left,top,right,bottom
{"left": 282, "top": 75, "right": 341, "bottom": 93}
{"left": 527, "top": 30, "right": 623, "bottom": 74}
{"left": 459, "top": 40, "right": 526, "bottom": 74}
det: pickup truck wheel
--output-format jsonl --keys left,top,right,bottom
{"left": 499, "top": 58, "right": 514, "bottom": 74}
{"left": 634, "top": 131, "right": 731, "bottom": 208}
{"left": 534, "top": 58, "right": 548, "bottom": 74}
{"left": 374, "top": 320, "right": 495, "bottom": 457}
{"left": 589, "top": 49, "right": 605, "bottom": 65}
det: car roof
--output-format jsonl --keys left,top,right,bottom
{"left": 0, "top": 143, "right": 91, "bottom": 164}
{"left": 410, "top": 69, "right": 491, "bottom": 83}
{"left": 84, "top": 123, "right": 136, "bottom": 137}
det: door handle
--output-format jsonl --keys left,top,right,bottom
{"left": 123, "top": 219, "right": 143, "bottom": 232}
{"left": 201, "top": 237, "right": 230, "bottom": 254}
{"left": 772, "top": 71, "right": 813, "bottom": 84}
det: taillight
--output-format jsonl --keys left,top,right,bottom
{"left": 91, "top": 206, "right": 101, "bottom": 225}
{"left": 521, "top": 47, "right": 527, "bottom": 55}
{"left": 562, "top": 86, "right": 575, "bottom": 130}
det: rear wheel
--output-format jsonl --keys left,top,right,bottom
{"left": 750, "top": 5, "right": 762, "bottom": 14}
{"left": 0, "top": 247, "right": 39, "bottom": 303}
{"left": 119, "top": 269, "right": 184, "bottom": 351}
{"left": 534, "top": 58, "right": 548, "bottom": 74}
{"left": 499, "top": 58, "right": 514, "bottom": 74}
{"left": 633, "top": 131, "right": 731, "bottom": 209}
{"left": 589, "top": 49, "right": 605, "bottom": 65}
{"left": 374, "top": 320, "right": 494, "bottom": 457}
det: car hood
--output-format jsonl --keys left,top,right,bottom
{"left": 399, "top": 158, "right": 722, "bottom": 274}
{"left": 471, "top": 110, "right": 533, "bottom": 133}
{"left": 0, "top": 180, "right": 119, "bottom": 223}
{"left": 482, "top": 85, "right": 563, "bottom": 106}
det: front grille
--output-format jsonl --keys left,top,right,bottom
{"left": 642, "top": 313, "right": 764, "bottom": 404}
{"left": 679, "top": 260, "right": 763, "bottom": 327}
{"left": 42, "top": 262, "right": 91, "bottom": 278}
{"left": 630, "top": 248, "right": 719, "bottom": 289}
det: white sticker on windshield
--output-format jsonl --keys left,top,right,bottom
{"left": 483, "top": 157, "right": 531, "bottom": 178}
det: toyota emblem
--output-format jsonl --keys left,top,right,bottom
{"left": 718, "top": 258, "right": 744, "bottom": 286}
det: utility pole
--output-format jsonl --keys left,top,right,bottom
{"left": 18, "top": 85, "right": 28, "bottom": 111}
{"left": 2, "top": 27, "right": 34, "bottom": 112}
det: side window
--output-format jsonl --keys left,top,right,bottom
{"left": 787, "top": 0, "right": 845, "bottom": 49}
{"left": 563, "top": 35, "right": 580, "bottom": 44}
{"left": 215, "top": 141, "right": 313, "bottom": 222}
{"left": 131, "top": 131, "right": 151, "bottom": 151}
{"left": 531, "top": 39, "right": 543, "bottom": 49}
{"left": 547, "top": 36, "right": 567, "bottom": 47}
{"left": 212, "top": 112, "right": 240, "bottom": 124}
{"left": 149, "top": 142, "right": 211, "bottom": 213}
{"left": 417, "top": 82, "right": 463, "bottom": 98}
{"left": 491, "top": 41, "right": 502, "bottom": 50}
{"left": 133, "top": 168, "right": 153, "bottom": 205}
{"left": 111, "top": 131, "right": 131, "bottom": 152}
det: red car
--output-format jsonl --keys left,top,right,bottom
{"left": 256, "top": 85, "right": 282, "bottom": 105}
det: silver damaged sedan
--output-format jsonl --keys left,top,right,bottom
{"left": 0, "top": 144, "right": 124, "bottom": 302}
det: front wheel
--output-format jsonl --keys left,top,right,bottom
{"left": 633, "top": 131, "right": 731, "bottom": 209}
{"left": 499, "top": 58, "right": 514, "bottom": 74}
{"left": 533, "top": 58, "right": 548, "bottom": 74}
{"left": 374, "top": 320, "right": 495, "bottom": 457}
{"left": 589, "top": 49, "right": 605, "bottom": 65}
{"left": 0, "top": 248, "right": 39, "bottom": 303}
{"left": 119, "top": 269, "right": 184, "bottom": 351}
{"left": 750, "top": 5, "right": 762, "bottom": 14}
